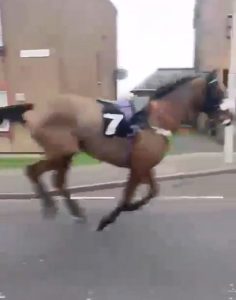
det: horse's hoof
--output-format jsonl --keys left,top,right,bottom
{"left": 96, "top": 224, "right": 104, "bottom": 231}
{"left": 72, "top": 215, "right": 87, "bottom": 224}
{"left": 96, "top": 218, "right": 110, "bottom": 231}
{"left": 71, "top": 206, "right": 87, "bottom": 224}
{"left": 42, "top": 206, "right": 58, "bottom": 219}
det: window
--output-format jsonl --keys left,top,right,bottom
{"left": 0, "top": 91, "right": 9, "bottom": 132}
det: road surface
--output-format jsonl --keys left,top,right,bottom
{"left": 0, "top": 174, "right": 236, "bottom": 300}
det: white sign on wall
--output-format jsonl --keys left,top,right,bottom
{"left": 15, "top": 93, "right": 26, "bottom": 102}
{"left": 20, "top": 49, "right": 50, "bottom": 58}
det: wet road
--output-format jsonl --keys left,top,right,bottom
{"left": 1, "top": 174, "right": 236, "bottom": 300}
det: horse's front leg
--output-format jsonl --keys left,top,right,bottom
{"left": 97, "top": 170, "right": 159, "bottom": 231}
{"left": 123, "top": 171, "right": 159, "bottom": 212}
{"left": 97, "top": 172, "right": 139, "bottom": 231}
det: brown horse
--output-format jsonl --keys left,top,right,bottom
{"left": 0, "top": 70, "right": 233, "bottom": 231}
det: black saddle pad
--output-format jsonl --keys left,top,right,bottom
{"left": 97, "top": 99, "right": 150, "bottom": 138}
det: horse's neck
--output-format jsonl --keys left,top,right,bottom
{"left": 148, "top": 100, "right": 185, "bottom": 133}
{"left": 148, "top": 78, "right": 205, "bottom": 131}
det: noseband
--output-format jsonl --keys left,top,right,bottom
{"left": 208, "top": 79, "right": 218, "bottom": 85}
{"left": 202, "top": 77, "right": 224, "bottom": 114}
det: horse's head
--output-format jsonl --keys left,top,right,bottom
{"left": 147, "top": 70, "right": 233, "bottom": 133}
{"left": 198, "top": 69, "right": 233, "bottom": 127}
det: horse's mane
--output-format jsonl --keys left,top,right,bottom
{"left": 150, "top": 75, "right": 199, "bottom": 100}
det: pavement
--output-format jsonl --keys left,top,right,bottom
{"left": 169, "top": 131, "right": 226, "bottom": 154}
{"left": 1, "top": 151, "right": 236, "bottom": 195}
{"left": 1, "top": 174, "right": 236, "bottom": 300}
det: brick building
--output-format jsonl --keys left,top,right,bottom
{"left": 133, "top": 0, "right": 234, "bottom": 95}
{"left": 193, "top": 0, "right": 233, "bottom": 86}
{"left": 0, "top": 0, "right": 117, "bottom": 152}
{"left": 131, "top": 1, "right": 234, "bottom": 133}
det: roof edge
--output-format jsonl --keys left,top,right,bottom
{"left": 107, "top": 0, "right": 118, "bottom": 14}
{"left": 158, "top": 67, "right": 195, "bottom": 71}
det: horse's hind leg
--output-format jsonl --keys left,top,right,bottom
{"left": 52, "top": 154, "right": 86, "bottom": 222}
{"left": 26, "top": 159, "right": 58, "bottom": 218}
{"left": 25, "top": 125, "right": 80, "bottom": 218}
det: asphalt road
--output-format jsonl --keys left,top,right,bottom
{"left": 1, "top": 174, "right": 236, "bottom": 300}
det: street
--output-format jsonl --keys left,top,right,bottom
{"left": 1, "top": 174, "right": 236, "bottom": 300}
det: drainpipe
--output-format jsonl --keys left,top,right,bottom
{"left": 224, "top": 0, "right": 236, "bottom": 163}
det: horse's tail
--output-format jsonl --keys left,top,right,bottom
{"left": 0, "top": 103, "right": 34, "bottom": 124}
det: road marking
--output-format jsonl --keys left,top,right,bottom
{"left": 0, "top": 292, "right": 6, "bottom": 299}
{"left": 73, "top": 196, "right": 224, "bottom": 201}
{"left": 72, "top": 196, "right": 116, "bottom": 200}
{"left": 0, "top": 197, "right": 116, "bottom": 201}
{"left": 158, "top": 196, "right": 224, "bottom": 200}
{"left": 0, "top": 196, "right": 225, "bottom": 201}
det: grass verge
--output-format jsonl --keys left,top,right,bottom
{"left": 0, "top": 128, "right": 196, "bottom": 169}
{"left": 0, "top": 153, "right": 99, "bottom": 169}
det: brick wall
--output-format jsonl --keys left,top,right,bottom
{"left": 0, "top": 0, "right": 117, "bottom": 152}
{"left": 194, "top": 0, "right": 232, "bottom": 83}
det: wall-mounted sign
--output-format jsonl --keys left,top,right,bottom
{"left": 15, "top": 93, "right": 26, "bottom": 102}
{"left": 20, "top": 49, "right": 50, "bottom": 58}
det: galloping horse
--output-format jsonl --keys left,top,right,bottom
{"left": 0, "top": 70, "right": 233, "bottom": 231}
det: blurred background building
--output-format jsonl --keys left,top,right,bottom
{"left": 131, "top": 0, "right": 234, "bottom": 138}
{"left": 0, "top": 0, "right": 117, "bottom": 152}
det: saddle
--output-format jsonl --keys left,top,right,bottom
{"left": 96, "top": 98, "right": 150, "bottom": 138}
